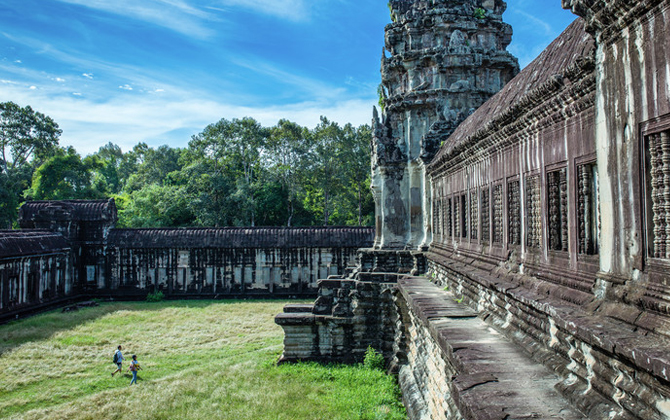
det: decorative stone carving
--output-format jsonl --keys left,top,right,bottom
{"left": 548, "top": 168, "right": 569, "bottom": 252}
{"left": 470, "top": 190, "right": 479, "bottom": 241}
{"left": 481, "top": 188, "right": 490, "bottom": 243}
{"left": 526, "top": 176, "right": 541, "bottom": 248}
{"left": 372, "top": 0, "right": 518, "bottom": 250}
{"left": 646, "top": 131, "right": 670, "bottom": 259}
{"left": 508, "top": 181, "right": 521, "bottom": 245}
{"left": 577, "top": 163, "right": 598, "bottom": 255}
{"left": 493, "top": 184, "right": 503, "bottom": 243}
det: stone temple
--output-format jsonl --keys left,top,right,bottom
{"left": 3, "top": 0, "right": 670, "bottom": 418}
{"left": 276, "top": 0, "right": 670, "bottom": 418}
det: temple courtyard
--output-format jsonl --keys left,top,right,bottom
{"left": 0, "top": 300, "right": 405, "bottom": 420}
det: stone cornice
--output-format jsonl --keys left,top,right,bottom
{"left": 428, "top": 57, "right": 596, "bottom": 175}
{"left": 562, "top": 0, "right": 669, "bottom": 44}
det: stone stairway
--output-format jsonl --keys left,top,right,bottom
{"left": 397, "top": 276, "right": 587, "bottom": 419}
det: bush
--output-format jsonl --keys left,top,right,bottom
{"left": 363, "top": 346, "right": 385, "bottom": 371}
{"left": 146, "top": 290, "right": 165, "bottom": 302}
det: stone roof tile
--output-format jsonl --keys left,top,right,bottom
{"left": 0, "top": 230, "right": 69, "bottom": 258}
{"left": 108, "top": 227, "right": 375, "bottom": 249}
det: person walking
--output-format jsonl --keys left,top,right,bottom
{"left": 128, "top": 354, "right": 142, "bottom": 385}
{"left": 112, "top": 345, "right": 124, "bottom": 376}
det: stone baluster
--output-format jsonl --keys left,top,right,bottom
{"left": 662, "top": 132, "right": 670, "bottom": 258}
{"left": 559, "top": 168, "right": 569, "bottom": 252}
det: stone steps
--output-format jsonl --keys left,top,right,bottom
{"left": 399, "top": 276, "right": 587, "bottom": 420}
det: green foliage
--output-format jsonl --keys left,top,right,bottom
{"left": 146, "top": 290, "right": 165, "bottom": 302}
{"left": 1, "top": 101, "right": 375, "bottom": 229}
{"left": 377, "top": 84, "right": 386, "bottom": 113}
{"left": 0, "top": 101, "right": 61, "bottom": 227}
{"left": 25, "top": 147, "right": 105, "bottom": 200}
{"left": 363, "top": 346, "right": 386, "bottom": 371}
{"left": 473, "top": 7, "right": 486, "bottom": 19}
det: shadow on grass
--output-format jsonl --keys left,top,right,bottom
{"left": 0, "top": 299, "right": 273, "bottom": 355}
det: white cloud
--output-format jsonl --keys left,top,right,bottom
{"left": 82, "top": 73, "right": 94, "bottom": 79}
{"left": 0, "top": 81, "right": 374, "bottom": 155}
{"left": 29, "top": 85, "right": 36, "bottom": 90}
{"left": 53, "top": 0, "right": 217, "bottom": 39}
{"left": 119, "top": 84, "right": 133, "bottom": 91}
{"left": 72, "top": 92, "right": 82, "bottom": 96}
{"left": 212, "top": 0, "right": 309, "bottom": 21}
{"left": 55, "top": 77, "right": 66, "bottom": 82}
{"left": 14, "top": 59, "right": 22, "bottom": 64}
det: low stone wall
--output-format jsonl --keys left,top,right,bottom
{"left": 427, "top": 251, "right": 670, "bottom": 420}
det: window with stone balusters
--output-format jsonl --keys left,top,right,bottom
{"left": 508, "top": 180, "right": 521, "bottom": 245}
{"left": 433, "top": 197, "right": 441, "bottom": 236}
{"left": 547, "top": 168, "right": 569, "bottom": 252}
{"left": 577, "top": 162, "right": 599, "bottom": 255}
{"left": 492, "top": 184, "right": 503, "bottom": 244}
{"left": 526, "top": 175, "right": 541, "bottom": 248}
{"left": 481, "top": 188, "right": 490, "bottom": 243}
{"left": 446, "top": 197, "right": 452, "bottom": 238}
{"left": 460, "top": 194, "right": 468, "bottom": 238}
{"left": 470, "top": 190, "right": 478, "bottom": 240}
{"left": 644, "top": 124, "right": 670, "bottom": 259}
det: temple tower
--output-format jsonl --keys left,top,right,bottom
{"left": 371, "top": 0, "right": 519, "bottom": 250}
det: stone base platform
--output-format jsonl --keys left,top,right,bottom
{"left": 397, "top": 276, "right": 587, "bottom": 419}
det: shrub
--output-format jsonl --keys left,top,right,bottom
{"left": 146, "top": 290, "right": 165, "bottom": 302}
{"left": 363, "top": 346, "right": 385, "bottom": 371}
{"left": 473, "top": 7, "right": 486, "bottom": 19}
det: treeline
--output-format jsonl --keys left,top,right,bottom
{"left": 0, "top": 101, "right": 374, "bottom": 229}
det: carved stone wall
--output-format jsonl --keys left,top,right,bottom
{"left": 0, "top": 230, "right": 73, "bottom": 318}
{"left": 2, "top": 201, "right": 375, "bottom": 321}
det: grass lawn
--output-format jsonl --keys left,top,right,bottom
{"left": 0, "top": 300, "right": 406, "bottom": 420}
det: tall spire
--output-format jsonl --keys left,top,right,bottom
{"left": 371, "top": 0, "right": 519, "bottom": 250}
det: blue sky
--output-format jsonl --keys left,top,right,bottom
{"left": 0, "top": 0, "right": 576, "bottom": 155}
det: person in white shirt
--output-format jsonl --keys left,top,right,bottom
{"left": 112, "top": 345, "right": 124, "bottom": 376}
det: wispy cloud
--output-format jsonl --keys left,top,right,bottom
{"left": 52, "top": 0, "right": 311, "bottom": 40}
{"left": 0, "top": 81, "right": 374, "bottom": 155}
{"left": 53, "top": 0, "right": 217, "bottom": 39}
{"left": 513, "top": 10, "right": 553, "bottom": 37}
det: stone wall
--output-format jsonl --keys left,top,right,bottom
{"left": 0, "top": 230, "right": 73, "bottom": 318}
{"left": 105, "top": 227, "right": 371, "bottom": 298}
{"left": 1, "top": 200, "right": 375, "bottom": 321}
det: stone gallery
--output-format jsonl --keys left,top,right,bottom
{"left": 276, "top": 0, "right": 670, "bottom": 419}
{"left": 0, "top": 199, "right": 373, "bottom": 319}
{"left": 2, "top": 0, "right": 670, "bottom": 418}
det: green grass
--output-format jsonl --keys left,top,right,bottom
{"left": 0, "top": 301, "right": 406, "bottom": 420}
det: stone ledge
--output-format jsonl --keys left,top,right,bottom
{"left": 398, "top": 276, "right": 587, "bottom": 420}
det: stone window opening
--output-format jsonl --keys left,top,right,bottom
{"left": 644, "top": 127, "right": 670, "bottom": 259}
{"left": 508, "top": 180, "right": 521, "bottom": 246}
{"left": 526, "top": 175, "right": 541, "bottom": 249}
{"left": 460, "top": 194, "right": 468, "bottom": 239}
{"left": 481, "top": 188, "right": 490, "bottom": 243}
{"left": 547, "top": 168, "right": 569, "bottom": 252}
{"left": 577, "top": 162, "right": 599, "bottom": 255}
{"left": 446, "top": 197, "right": 453, "bottom": 238}
{"left": 454, "top": 195, "right": 461, "bottom": 238}
{"left": 493, "top": 184, "right": 503, "bottom": 244}
{"left": 470, "top": 190, "right": 479, "bottom": 241}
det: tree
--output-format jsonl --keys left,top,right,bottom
{"left": 0, "top": 102, "right": 61, "bottom": 227}
{"left": 25, "top": 147, "right": 103, "bottom": 200}
{"left": 308, "top": 117, "right": 345, "bottom": 225}
{"left": 189, "top": 117, "right": 269, "bottom": 226}
{"left": 267, "top": 119, "right": 311, "bottom": 226}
